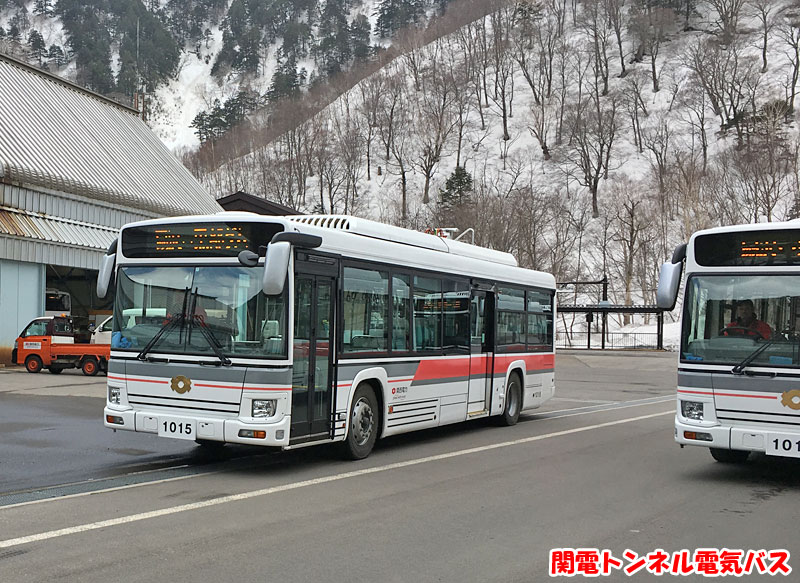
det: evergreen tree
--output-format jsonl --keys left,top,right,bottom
{"left": 27, "top": 30, "right": 47, "bottom": 65}
{"left": 8, "top": 23, "right": 20, "bottom": 43}
{"left": 113, "top": 0, "right": 181, "bottom": 95}
{"left": 350, "top": 14, "right": 372, "bottom": 61}
{"left": 34, "top": 0, "right": 53, "bottom": 16}
{"left": 374, "top": 0, "right": 423, "bottom": 38}
{"left": 439, "top": 166, "right": 474, "bottom": 211}
{"left": 268, "top": 50, "right": 301, "bottom": 102}
{"left": 48, "top": 44, "right": 67, "bottom": 67}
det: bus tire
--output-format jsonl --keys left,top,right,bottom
{"left": 710, "top": 448, "right": 750, "bottom": 464}
{"left": 48, "top": 366, "right": 64, "bottom": 374}
{"left": 25, "top": 355, "right": 43, "bottom": 374}
{"left": 81, "top": 357, "right": 99, "bottom": 376}
{"left": 341, "top": 383, "right": 379, "bottom": 460}
{"left": 497, "top": 372, "right": 522, "bottom": 427}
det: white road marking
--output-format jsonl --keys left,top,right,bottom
{"left": 0, "top": 409, "right": 673, "bottom": 550}
{"left": 0, "top": 395, "right": 676, "bottom": 511}
{"left": 550, "top": 397, "right": 619, "bottom": 404}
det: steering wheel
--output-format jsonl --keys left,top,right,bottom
{"left": 719, "top": 326, "right": 764, "bottom": 340}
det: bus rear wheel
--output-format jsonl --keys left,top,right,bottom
{"left": 81, "top": 357, "right": 99, "bottom": 376}
{"left": 710, "top": 448, "right": 750, "bottom": 463}
{"left": 497, "top": 372, "right": 522, "bottom": 427}
{"left": 25, "top": 355, "right": 43, "bottom": 374}
{"left": 341, "top": 384, "right": 379, "bottom": 460}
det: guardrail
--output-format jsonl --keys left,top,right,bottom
{"left": 557, "top": 331, "right": 661, "bottom": 350}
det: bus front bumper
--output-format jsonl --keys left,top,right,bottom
{"left": 104, "top": 407, "right": 291, "bottom": 447}
{"left": 675, "top": 416, "right": 731, "bottom": 448}
{"left": 676, "top": 415, "right": 800, "bottom": 454}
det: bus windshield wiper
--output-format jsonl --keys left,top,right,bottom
{"left": 137, "top": 287, "right": 190, "bottom": 361}
{"left": 185, "top": 288, "right": 232, "bottom": 366}
{"left": 190, "top": 314, "right": 232, "bottom": 366}
{"left": 732, "top": 337, "right": 779, "bottom": 375}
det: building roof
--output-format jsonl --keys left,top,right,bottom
{"left": 0, "top": 205, "right": 117, "bottom": 251}
{"left": 0, "top": 52, "right": 220, "bottom": 217}
{"left": 217, "top": 191, "right": 301, "bottom": 215}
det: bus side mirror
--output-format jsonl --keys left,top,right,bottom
{"left": 262, "top": 232, "right": 323, "bottom": 295}
{"left": 263, "top": 241, "right": 291, "bottom": 295}
{"left": 657, "top": 261, "right": 683, "bottom": 310}
{"left": 97, "top": 241, "right": 117, "bottom": 299}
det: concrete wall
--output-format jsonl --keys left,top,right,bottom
{"left": 0, "top": 259, "right": 45, "bottom": 364}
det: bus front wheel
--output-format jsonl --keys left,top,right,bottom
{"left": 710, "top": 448, "right": 750, "bottom": 463}
{"left": 497, "top": 372, "right": 522, "bottom": 427}
{"left": 342, "top": 384, "right": 379, "bottom": 460}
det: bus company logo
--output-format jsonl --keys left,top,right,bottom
{"left": 392, "top": 386, "right": 408, "bottom": 399}
{"left": 171, "top": 375, "right": 192, "bottom": 395}
{"left": 780, "top": 390, "right": 800, "bottom": 410}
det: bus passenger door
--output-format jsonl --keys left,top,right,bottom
{"left": 468, "top": 290, "right": 493, "bottom": 415}
{"left": 291, "top": 267, "right": 336, "bottom": 443}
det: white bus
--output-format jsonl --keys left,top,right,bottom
{"left": 98, "top": 214, "right": 556, "bottom": 459}
{"left": 658, "top": 220, "right": 800, "bottom": 463}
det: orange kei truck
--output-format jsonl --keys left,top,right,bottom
{"left": 13, "top": 316, "right": 110, "bottom": 376}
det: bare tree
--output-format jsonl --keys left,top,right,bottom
{"left": 642, "top": 116, "right": 672, "bottom": 199}
{"left": 684, "top": 38, "right": 761, "bottom": 144}
{"left": 412, "top": 43, "right": 458, "bottom": 204}
{"left": 779, "top": 22, "right": 800, "bottom": 113}
{"left": 611, "top": 178, "right": 655, "bottom": 322}
{"left": 357, "top": 74, "right": 386, "bottom": 181}
{"left": 749, "top": 0, "right": 777, "bottom": 72}
{"left": 708, "top": 0, "right": 746, "bottom": 44}
{"left": 622, "top": 70, "right": 649, "bottom": 153}
{"left": 605, "top": 0, "right": 627, "bottom": 77}
{"left": 565, "top": 86, "right": 618, "bottom": 217}
{"left": 457, "top": 20, "right": 489, "bottom": 130}
{"left": 629, "top": 2, "right": 676, "bottom": 92}
{"left": 580, "top": 0, "right": 612, "bottom": 96}
{"left": 330, "top": 94, "right": 366, "bottom": 213}
{"left": 679, "top": 79, "right": 710, "bottom": 170}
{"left": 489, "top": 7, "right": 515, "bottom": 141}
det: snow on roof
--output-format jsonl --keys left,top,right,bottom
{"left": 0, "top": 52, "right": 221, "bottom": 217}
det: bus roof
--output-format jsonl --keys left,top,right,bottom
{"left": 116, "top": 212, "right": 556, "bottom": 290}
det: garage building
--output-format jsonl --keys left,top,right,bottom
{"left": 0, "top": 53, "right": 221, "bottom": 363}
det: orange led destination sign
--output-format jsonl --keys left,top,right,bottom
{"left": 122, "top": 222, "right": 284, "bottom": 258}
{"left": 695, "top": 229, "right": 800, "bottom": 266}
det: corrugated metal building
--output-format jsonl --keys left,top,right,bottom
{"left": 0, "top": 52, "right": 221, "bottom": 363}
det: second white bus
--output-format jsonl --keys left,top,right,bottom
{"left": 659, "top": 220, "right": 800, "bottom": 463}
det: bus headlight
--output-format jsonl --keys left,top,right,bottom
{"left": 252, "top": 399, "right": 277, "bottom": 418}
{"left": 681, "top": 400, "right": 704, "bottom": 421}
{"left": 109, "top": 386, "right": 121, "bottom": 405}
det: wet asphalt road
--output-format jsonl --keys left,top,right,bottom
{"left": 1, "top": 353, "right": 800, "bottom": 582}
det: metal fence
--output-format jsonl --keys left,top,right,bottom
{"left": 556, "top": 331, "right": 662, "bottom": 350}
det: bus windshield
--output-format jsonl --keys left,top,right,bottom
{"left": 681, "top": 275, "right": 800, "bottom": 367}
{"left": 113, "top": 266, "right": 287, "bottom": 359}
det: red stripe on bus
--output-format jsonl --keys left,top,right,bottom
{"left": 715, "top": 392, "right": 778, "bottom": 400}
{"left": 678, "top": 389, "right": 777, "bottom": 400}
{"left": 492, "top": 353, "right": 555, "bottom": 373}
{"left": 413, "top": 358, "right": 471, "bottom": 381}
{"left": 126, "top": 377, "right": 169, "bottom": 384}
{"left": 107, "top": 375, "right": 126, "bottom": 381}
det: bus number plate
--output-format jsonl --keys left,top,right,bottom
{"left": 158, "top": 416, "right": 195, "bottom": 440}
{"left": 767, "top": 433, "right": 800, "bottom": 458}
